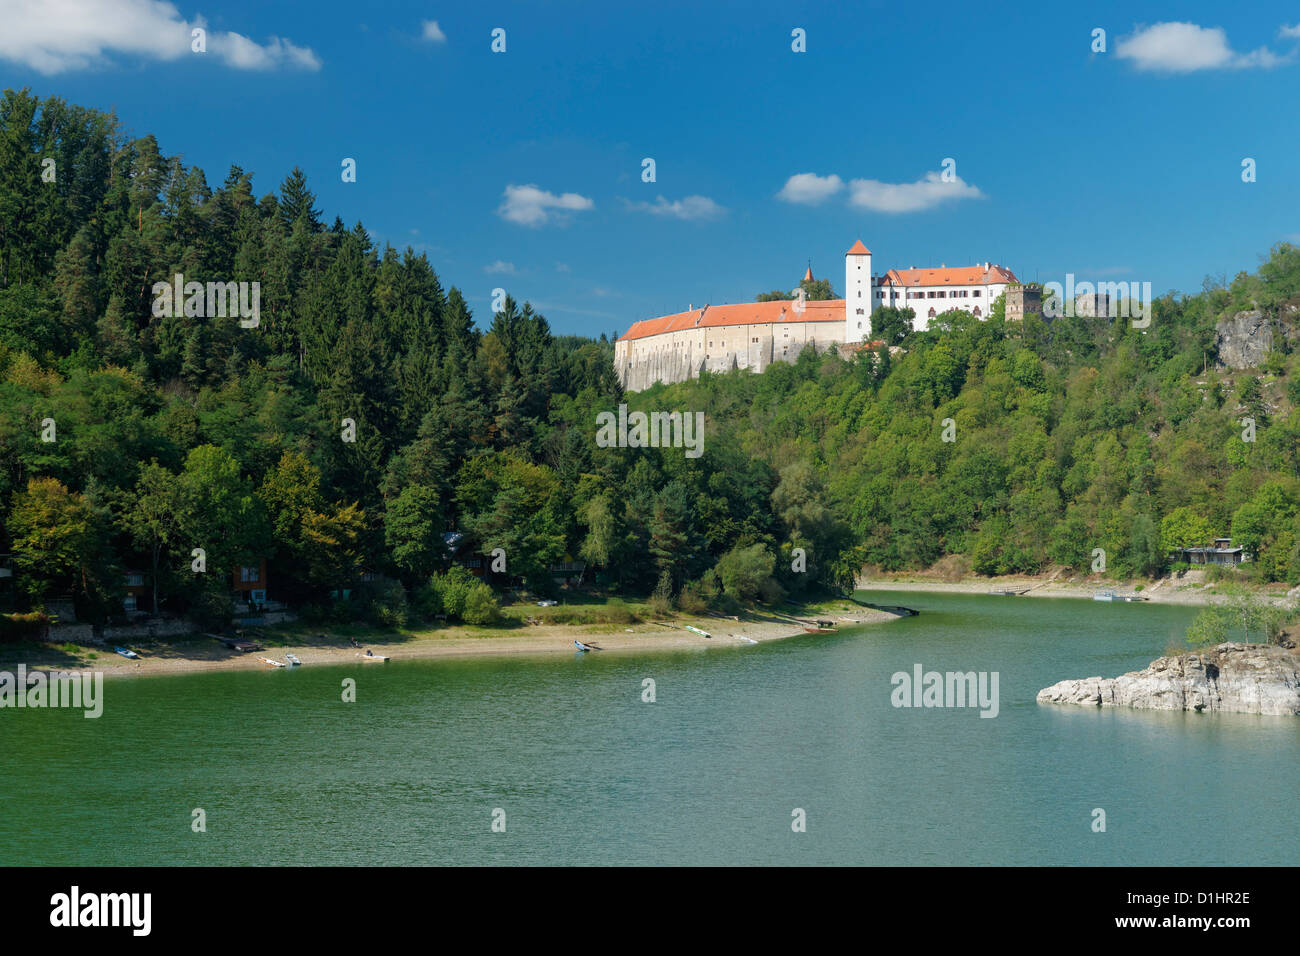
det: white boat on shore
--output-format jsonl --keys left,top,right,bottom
{"left": 1094, "top": 591, "right": 1148, "bottom": 603}
{"left": 259, "top": 657, "right": 286, "bottom": 668}
{"left": 285, "top": 653, "right": 302, "bottom": 666}
{"left": 684, "top": 625, "right": 711, "bottom": 638}
{"left": 358, "top": 653, "right": 389, "bottom": 662}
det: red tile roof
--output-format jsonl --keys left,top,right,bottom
{"left": 846, "top": 240, "right": 871, "bottom": 256}
{"left": 881, "top": 264, "right": 1017, "bottom": 287}
{"left": 618, "top": 299, "right": 844, "bottom": 342}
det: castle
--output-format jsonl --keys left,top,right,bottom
{"left": 615, "top": 240, "right": 1022, "bottom": 392}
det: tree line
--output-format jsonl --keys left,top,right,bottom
{"left": 2, "top": 86, "right": 1299, "bottom": 636}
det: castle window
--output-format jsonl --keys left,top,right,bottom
{"left": 973, "top": 290, "right": 982, "bottom": 297}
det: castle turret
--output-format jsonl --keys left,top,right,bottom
{"left": 845, "top": 240, "right": 871, "bottom": 343}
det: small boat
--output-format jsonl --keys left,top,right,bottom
{"left": 259, "top": 657, "right": 286, "bottom": 668}
{"left": 684, "top": 625, "right": 711, "bottom": 638}
{"left": 358, "top": 653, "right": 389, "bottom": 662}
{"left": 114, "top": 647, "right": 139, "bottom": 659}
{"left": 574, "top": 640, "right": 602, "bottom": 652}
{"left": 285, "top": 653, "right": 302, "bottom": 666}
{"left": 802, "top": 625, "right": 838, "bottom": 634}
{"left": 538, "top": 600, "right": 558, "bottom": 607}
{"left": 736, "top": 635, "right": 758, "bottom": 645}
{"left": 1095, "top": 591, "right": 1147, "bottom": 603}
{"left": 989, "top": 588, "right": 1030, "bottom": 596}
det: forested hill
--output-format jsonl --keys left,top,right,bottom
{"left": 630, "top": 249, "right": 1300, "bottom": 586}
{"left": 2, "top": 88, "right": 1300, "bottom": 630}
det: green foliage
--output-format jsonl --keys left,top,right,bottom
{"left": 0, "top": 611, "right": 50, "bottom": 642}
{"left": 7, "top": 86, "right": 1300, "bottom": 637}
{"left": 420, "top": 566, "right": 497, "bottom": 625}
{"left": 461, "top": 583, "right": 501, "bottom": 625}
{"left": 715, "top": 543, "right": 782, "bottom": 603}
{"left": 361, "top": 577, "right": 409, "bottom": 629}
{"left": 1187, "top": 586, "right": 1289, "bottom": 646}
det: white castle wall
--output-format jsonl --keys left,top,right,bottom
{"left": 615, "top": 318, "right": 843, "bottom": 391}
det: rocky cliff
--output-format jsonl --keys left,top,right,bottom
{"left": 1214, "top": 310, "right": 1273, "bottom": 369}
{"left": 1036, "top": 642, "right": 1300, "bottom": 716}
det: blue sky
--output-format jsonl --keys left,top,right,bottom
{"left": 4, "top": 1, "right": 1300, "bottom": 338}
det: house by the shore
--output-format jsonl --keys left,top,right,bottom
{"left": 1174, "top": 537, "right": 1250, "bottom": 567}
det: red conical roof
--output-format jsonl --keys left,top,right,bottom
{"left": 846, "top": 240, "right": 871, "bottom": 256}
{"left": 803, "top": 266, "right": 814, "bottom": 282}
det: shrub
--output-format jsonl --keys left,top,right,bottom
{"left": 362, "top": 578, "right": 409, "bottom": 629}
{"left": 715, "top": 543, "right": 778, "bottom": 603}
{"left": 461, "top": 583, "right": 501, "bottom": 625}
{"left": 647, "top": 570, "right": 674, "bottom": 616}
{"left": 677, "top": 580, "right": 711, "bottom": 615}
{"left": 932, "top": 554, "right": 971, "bottom": 583}
{"left": 429, "top": 566, "right": 476, "bottom": 619}
{"left": 604, "top": 598, "right": 636, "bottom": 625}
{"left": 422, "top": 567, "right": 500, "bottom": 625}
{"left": 299, "top": 602, "right": 328, "bottom": 624}
{"left": 0, "top": 611, "right": 50, "bottom": 643}
{"left": 190, "top": 583, "right": 232, "bottom": 631}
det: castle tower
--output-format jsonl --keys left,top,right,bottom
{"left": 845, "top": 240, "right": 872, "bottom": 343}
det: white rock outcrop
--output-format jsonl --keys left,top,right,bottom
{"left": 1037, "top": 643, "right": 1300, "bottom": 716}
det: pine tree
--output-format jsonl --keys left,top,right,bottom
{"left": 278, "top": 166, "right": 321, "bottom": 232}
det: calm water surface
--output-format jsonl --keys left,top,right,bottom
{"left": 2, "top": 592, "right": 1296, "bottom": 865}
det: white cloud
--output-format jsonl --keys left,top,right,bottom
{"left": 1115, "top": 22, "right": 1289, "bottom": 73}
{"left": 1281, "top": 24, "right": 1300, "bottom": 39}
{"left": 215, "top": 32, "right": 320, "bottom": 71}
{"left": 555, "top": 263, "right": 571, "bottom": 273}
{"left": 776, "top": 172, "right": 844, "bottom": 204}
{"left": 498, "top": 184, "right": 594, "bottom": 227}
{"left": 484, "top": 260, "right": 515, "bottom": 274}
{"left": 625, "top": 194, "right": 725, "bottom": 221}
{"left": 847, "top": 171, "right": 985, "bottom": 214}
{"left": 421, "top": 20, "right": 447, "bottom": 43}
{"left": 0, "top": 0, "right": 320, "bottom": 73}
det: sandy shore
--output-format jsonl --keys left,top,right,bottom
{"left": 5, "top": 603, "right": 899, "bottom": 679}
{"left": 856, "top": 573, "right": 1299, "bottom": 607}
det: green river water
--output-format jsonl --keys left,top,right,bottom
{"left": 2, "top": 592, "right": 1296, "bottom": 865}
